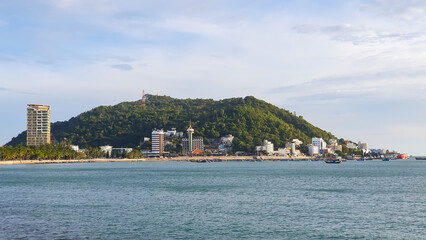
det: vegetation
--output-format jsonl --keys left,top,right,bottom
{"left": 6, "top": 95, "right": 335, "bottom": 154}
{"left": 0, "top": 144, "right": 85, "bottom": 160}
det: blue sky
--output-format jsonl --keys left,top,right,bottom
{"left": 1, "top": 0, "right": 425, "bottom": 155}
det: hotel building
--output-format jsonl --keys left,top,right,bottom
{"left": 27, "top": 104, "right": 51, "bottom": 146}
{"left": 151, "top": 129, "right": 164, "bottom": 157}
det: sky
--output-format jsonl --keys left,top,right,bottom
{"left": 0, "top": 0, "right": 425, "bottom": 155}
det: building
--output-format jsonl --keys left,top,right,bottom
{"left": 112, "top": 148, "right": 133, "bottom": 158}
{"left": 182, "top": 138, "right": 204, "bottom": 155}
{"left": 220, "top": 134, "right": 234, "bottom": 146}
{"left": 347, "top": 142, "right": 358, "bottom": 149}
{"left": 328, "top": 139, "right": 342, "bottom": 153}
{"left": 358, "top": 142, "right": 369, "bottom": 151}
{"left": 312, "top": 137, "right": 326, "bottom": 150}
{"left": 277, "top": 148, "right": 291, "bottom": 157}
{"left": 27, "top": 104, "right": 51, "bottom": 146}
{"left": 181, "top": 123, "right": 204, "bottom": 155}
{"left": 100, "top": 145, "right": 113, "bottom": 157}
{"left": 187, "top": 123, "right": 194, "bottom": 153}
{"left": 69, "top": 145, "right": 79, "bottom": 152}
{"left": 256, "top": 140, "right": 274, "bottom": 155}
{"left": 292, "top": 139, "right": 303, "bottom": 146}
{"left": 308, "top": 144, "right": 319, "bottom": 156}
{"left": 151, "top": 129, "right": 164, "bottom": 157}
{"left": 165, "top": 128, "right": 177, "bottom": 137}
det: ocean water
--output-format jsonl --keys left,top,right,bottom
{"left": 0, "top": 160, "right": 425, "bottom": 239}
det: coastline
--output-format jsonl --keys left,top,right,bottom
{"left": 0, "top": 156, "right": 312, "bottom": 165}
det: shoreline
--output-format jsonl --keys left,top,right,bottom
{"left": 0, "top": 156, "right": 313, "bottom": 165}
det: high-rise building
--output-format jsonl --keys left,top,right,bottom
{"left": 151, "top": 129, "right": 164, "bottom": 157}
{"left": 27, "top": 104, "right": 51, "bottom": 146}
{"left": 187, "top": 122, "right": 194, "bottom": 153}
{"left": 182, "top": 123, "right": 204, "bottom": 155}
{"left": 182, "top": 138, "right": 204, "bottom": 155}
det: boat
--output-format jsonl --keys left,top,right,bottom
{"left": 324, "top": 159, "right": 342, "bottom": 164}
{"left": 396, "top": 154, "right": 409, "bottom": 159}
{"left": 383, "top": 158, "right": 390, "bottom": 161}
{"left": 415, "top": 157, "right": 426, "bottom": 160}
{"left": 357, "top": 158, "right": 364, "bottom": 161}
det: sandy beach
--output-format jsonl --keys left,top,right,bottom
{"left": 0, "top": 156, "right": 311, "bottom": 165}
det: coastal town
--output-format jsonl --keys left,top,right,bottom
{"left": 0, "top": 103, "right": 411, "bottom": 163}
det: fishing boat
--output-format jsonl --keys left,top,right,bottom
{"left": 415, "top": 157, "right": 426, "bottom": 160}
{"left": 383, "top": 158, "right": 390, "bottom": 161}
{"left": 324, "top": 159, "right": 342, "bottom": 164}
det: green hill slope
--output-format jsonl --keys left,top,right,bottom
{"left": 6, "top": 95, "right": 334, "bottom": 153}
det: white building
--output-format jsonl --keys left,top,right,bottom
{"left": 151, "top": 129, "right": 164, "bottom": 157}
{"left": 165, "top": 128, "right": 177, "bottom": 137}
{"left": 256, "top": 140, "right": 274, "bottom": 155}
{"left": 220, "top": 134, "right": 234, "bottom": 146}
{"left": 69, "top": 145, "right": 79, "bottom": 152}
{"left": 312, "top": 137, "right": 326, "bottom": 150}
{"left": 308, "top": 144, "right": 319, "bottom": 156}
{"left": 347, "top": 142, "right": 358, "bottom": 149}
{"left": 292, "top": 139, "right": 303, "bottom": 146}
{"left": 278, "top": 148, "right": 291, "bottom": 157}
{"left": 100, "top": 145, "right": 113, "bottom": 157}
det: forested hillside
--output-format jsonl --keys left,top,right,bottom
{"left": 7, "top": 95, "right": 334, "bottom": 153}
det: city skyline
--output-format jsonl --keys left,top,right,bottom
{"left": 1, "top": 1, "right": 426, "bottom": 155}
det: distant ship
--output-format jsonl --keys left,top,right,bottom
{"left": 415, "top": 157, "right": 426, "bottom": 160}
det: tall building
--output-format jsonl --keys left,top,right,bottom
{"left": 27, "top": 104, "right": 51, "bottom": 146}
{"left": 182, "top": 138, "right": 204, "bottom": 155}
{"left": 151, "top": 129, "right": 164, "bottom": 157}
{"left": 182, "top": 123, "right": 204, "bottom": 155}
{"left": 187, "top": 122, "right": 194, "bottom": 154}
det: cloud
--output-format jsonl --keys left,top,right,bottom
{"left": 0, "top": 87, "right": 36, "bottom": 95}
{"left": 361, "top": 0, "right": 426, "bottom": 23}
{"left": 268, "top": 67, "right": 426, "bottom": 105}
{"left": 110, "top": 64, "right": 133, "bottom": 71}
{"left": 292, "top": 23, "right": 420, "bottom": 44}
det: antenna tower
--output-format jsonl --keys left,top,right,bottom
{"left": 142, "top": 90, "right": 146, "bottom": 108}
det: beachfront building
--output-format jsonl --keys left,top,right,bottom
{"left": 328, "top": 139, "right": 342, "bottom": 153}
{"left": 112, "top": 148, "right": 133, "bottom": 158}
{"left": 151, "top": 129, "right": 164, "bottom": 157}
{"left": 277, "top": 148, "right": 291, "bottom": 157}
{"left": 312, "top": 137, "right": 326, "bottom": 150}
{"left": 100, "top": 145, "right": 113, "bottom": 157}
{"left": 256, "top": 140, "right": 274, "bottom": 155}
{"left": 358, "top": 142, "right": 369, "bottom": 152}
{"left": 182, "top": 138, "right": 204, "bottom": 155}
{"left": 27, "top": 104, "right": 51, "bottom": 146}
{"left": 308, "top": 144, "right": 319, "bottom": 156}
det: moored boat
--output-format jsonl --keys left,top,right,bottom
{"left": 324, "top": 159, "right": 342, "bottom": 164}
{"left": 415, "top": 157, "right": 426, "bottom": 160}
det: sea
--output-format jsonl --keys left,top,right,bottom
{"left": 0, "top": 160, "right": 425, "bottom": 239}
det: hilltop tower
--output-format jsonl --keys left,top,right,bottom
{"left": 187, "top": 121, "right": 194, "bottom": 154}
{"left": 142, "top": 90, "right": 146, "bottom": 108}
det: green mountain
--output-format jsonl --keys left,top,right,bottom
{"left": 6, "top": 95, "right": 335, "bottom": 153}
